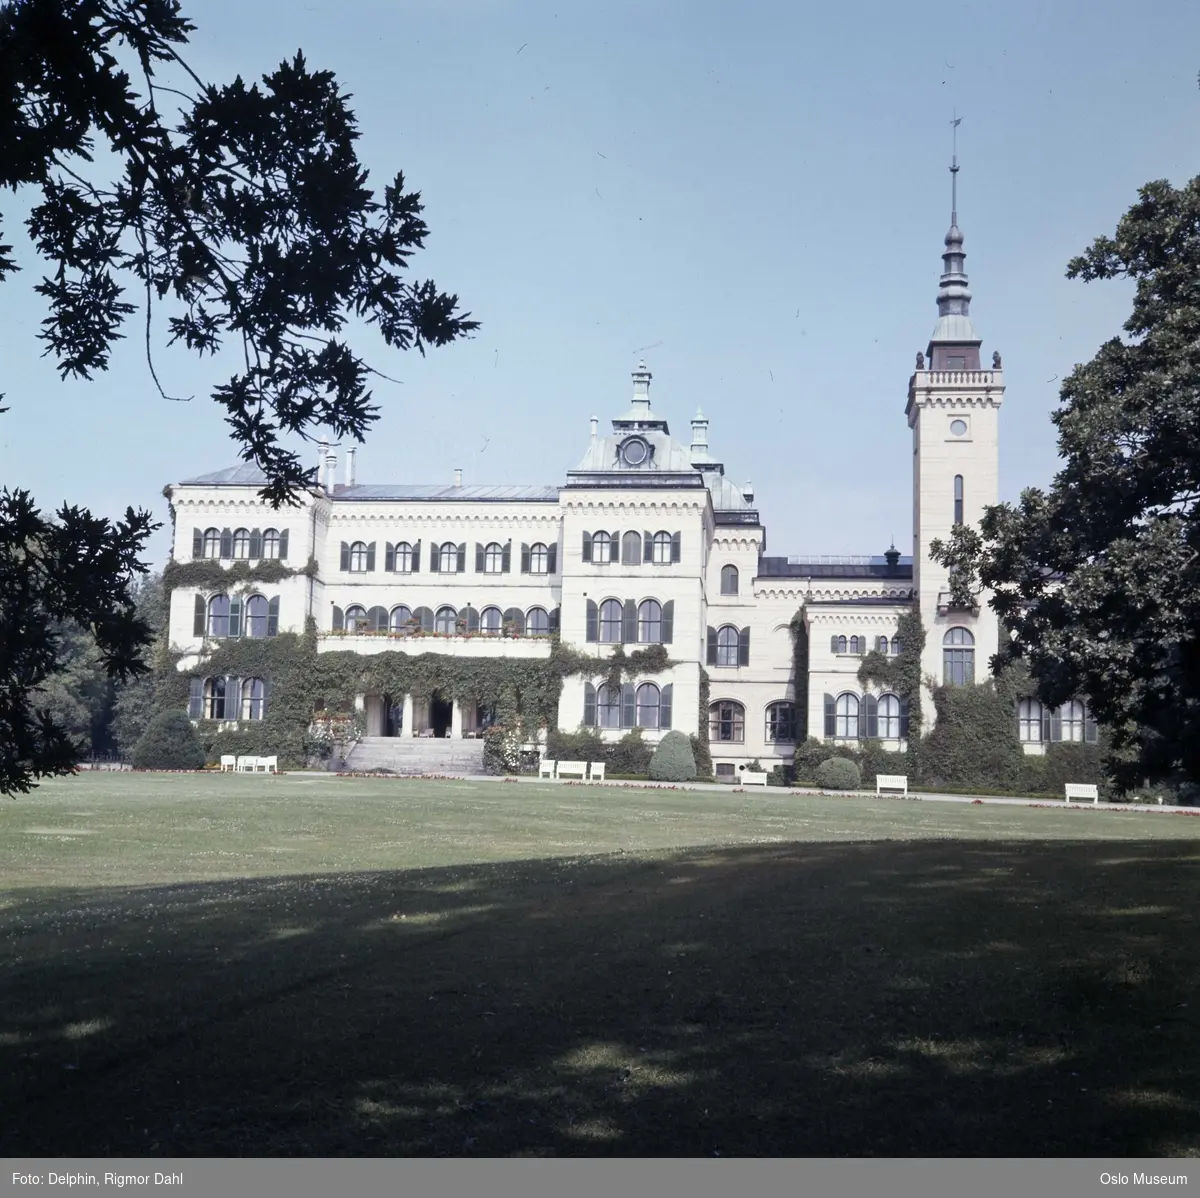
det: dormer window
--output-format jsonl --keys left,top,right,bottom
{"left": 619, "top": 436, "right": 651, "bottom": 468}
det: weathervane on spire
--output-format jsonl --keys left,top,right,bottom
{"left": 950, "top": 111, "right": 962, "bottom": 225}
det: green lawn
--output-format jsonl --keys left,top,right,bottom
{"left": 3, "top": 773, "right": 1200, "bottom": 1156}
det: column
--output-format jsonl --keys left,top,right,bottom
{"left": 451, "top": 700, "right": 463, "bottom": 740}
{"left": 402, "top": 693, "right": 414, "bottom": 737}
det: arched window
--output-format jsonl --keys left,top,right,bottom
{"left": 598, "top": 598, "right": 623, "bottom": 643}
{"left": 721, "top": 565, "right": 739, "bottom": 595}
{"left": 766, "top": 702, "right": 797, "bottom": 742}
{"left": 261, "top": 528, "right": 280, "bottom": 559}
{"left": 202, "top": 528, "right": 221, "bottom": 559}
{"left": 1018, "top": 698, "right": 1044, "bottom": 742}
{"left": 651, "top": 531, "right": 672, "bottom": 564}
{"left": 483, "top": 542, "right": 504, "bottom": 573}
{"left": 849, "top": 635, "right": 863, "bottom": 654}
{"left": 709, "top": 700, "right": 746, "bottom": 743}
{"left": 435, "top": 605, "right": 458, "bottom": 635}
{"left": 621, "top": 531, "right": 642, "bottom": 565}
{"left": 954, "top": 475, "right": 964, "bottom": 525}
{"left": 529, "top": 543, "right": 549, "bottom": 574}
{"left": 367, "top": 606, "right": 388, "bottom": 632}
{"left": 878, "top": 694, "right": 901, "bottom": 738}
{"left": 716, "top": 625, "right": 740, "bottom": 667}
{"left": 241, "top": 678, "right": 265, "bottom": 721}
{"left": 836, "top": 635, "right": 847, "bottom": 654}
{"left": 596, "top": 684, "right": 621, "bottom": 728}
{"left": 1059, "top": 700, "right": 1086, "bottom": 742}
{"left": 891, "top": 636, "right": 903, "bottom": 656}
{"left": 232, "top": 528, "right": 250, "bottom": 559}
{"left": 526, "top": 607, "right": 550, "bottom": 636}
{"left": 391, "top": 542, "right": 413, "bottom": 573}
{"left": 390, "top": 605, "right": 413, "bottom": 633}
{"left": 592, "top": 531, "right": 612, "bottom": 561}
{"left": 636, "top": 683, "right": 661, "bottom": 728}
{"left": 943, "top": 627, "right": 975, "bottom": 686}
{"left": 245, "top": 595, "right": 269, "bottom": 638}
{"left": 344, "top": 604, "right": 368, "bottom": 633}
{"left": 206, "top": 594, "right": 230, "bottom": 637}
{"left": 835, "top": 693, "right": 860, "bottom": 739}
{"left": 876, "top": 636, "right": 890, "bottom": 653}
{"left": 203, "top": 676, "right": 226, "bottom": 720}
{"left": 348, "top": 541, "right": 369, "bottom": 572}
{"left": 439, "top": 543, "right": 458, "bottom": 573}
{"left": 638, "top": 599, "right": 663, "bottom": 644}
{"left": 480, "top": 606, "right": 503, "bottom": 635}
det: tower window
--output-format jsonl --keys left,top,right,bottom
{"left": 947, "top": 356, "right": 966, "bottom": 370}
{"left": 954, "top": 475, "right": 964, "bottom": 525}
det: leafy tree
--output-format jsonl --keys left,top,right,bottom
{"left": 110, "top": 571, "right": 166, "bottom": 753}
{"left": 0, "top": 1, "right": 476, "bottom": 794}
{"left": 931, "top": 169, "right": 1200, "bottom": 791}
{"left": 33, "top": 620, "right": 116, "bottom": 755}
{"left": 130, "top": 708, "right": 204, "bottom": 770}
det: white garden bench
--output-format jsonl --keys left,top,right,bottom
{"left": 255, "top": 755, "right": 278, "bottom": 774}
{"left": 1064, "top": 782, "right": 1099, "bottom": 805}
{"left": 740, "top": 771, "right": 769, "bottom": 787}
{"left": 556, "top": 760, "right": 588, "bottom": 780}
{"left": 236, "top": 755, "right": 258, "bottom": 772}
{"left": 220, "top": 755, "right": 237, "bottom": 772}
{"left": 588, "top": 762, "right": 606, "bottom": 782}
{"left": 876, "top": 774, "right": 909, "bottom": 796}
{"left": 539, "top": 758, "right": 556, "bottom": 779}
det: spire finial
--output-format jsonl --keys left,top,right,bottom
{"left": 950, "top": 111, "right": 962, "bottom": 226}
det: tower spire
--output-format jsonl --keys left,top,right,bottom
{"left": 950, "top": 111, "right": 961, "bottom": 225}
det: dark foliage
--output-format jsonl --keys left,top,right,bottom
{"left": 649, "top": 730, "right": 696, "bottom": 782}
{"left": 130, "top": 708, "right": 204, "bottom": 769}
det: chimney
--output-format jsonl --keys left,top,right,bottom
{"left": 631, "top": 360, "right": 652, "bottom": 414}
{"left": 590, "top": 415, "right": 598, "bottom": 440}
{"left": 345, "top": 446, "right": 356, "bottom": 488}
{"left": 454, "top": 468, "right": 463, "bottom": 488}
{"left": 316, "top": 437, "right": 328, "bottom": 488}
{"left": 324, "top": 448, "right": 337, "bottom": 494}
{"left": 742, "top": 480, "right": 754, "bottom": 505}
{"left": 690, "top": 408, "right": 709, "bottom": 463}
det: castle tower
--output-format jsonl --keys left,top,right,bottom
{"left": 908, "top": 135, "right": 1004, "bottom": 731}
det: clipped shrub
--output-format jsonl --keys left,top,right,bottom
{"left": 131, "top": 710, "right": 206, "bottom": 770}
{"left": 608, "top": 728, "right": 653, "bottom": 777}
{"left": 546, "top": 728, "right": 605, "bottom": 762}
{"left": 816, "top": 755, "right": 861, "bottom": 790}
{"left": 649, "top": 730, "right": 697, "bottom": 782}
{"left": 793, "top": 737, "right": 842, "bottom": 784}
{"left": 858, "top": 739, "right": 906, "bottom": 789}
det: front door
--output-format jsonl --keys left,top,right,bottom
{"left": 431, "top": 693, "right": 453, "bottom": 738}
{"left": 384, "top": 693, "right": 403, "bottom": 738}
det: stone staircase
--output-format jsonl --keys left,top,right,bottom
{"left": 343, "top": 736, "right": 487, "bottom": 776}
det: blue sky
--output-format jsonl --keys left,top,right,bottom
{"left": 3, "top": 0, "right": 1199, "bottom": 567}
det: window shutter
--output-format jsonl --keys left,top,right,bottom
{"left": 831, "top": 635, "right": 839, "bottom": 654}
{"left": 609, "top": 532, "right": 620, "bottom": 562}
{"left": 228, "top": 596, "right": 243, "bottom": 638}
{"left": 475, "top": 543, "right": 484, "bottom": 573}
{"left": 457, "top": 543, "right": 466, "bottom": 573}
{"left": 278, "top": 530, "right": 289, "bottom": 560}
{"left": 366, "top": 542, "right": 377, "bottom": 571}
{"left": 188, "top": 677, "right": 203, "bottom": 719}
{"left": 220, "top": 528, "right": 232, "bottom": 558}
{"left": 267, "top": 596, "right": 280, "bottom": 637}
{"left": 738, "top": 626, "right": 751, "bottom": 667}
{"left": 671, "top": 532, "right": 681, "bottom": 563}
{"left": 586, "top": 599, "right": 598, "bottom": 643}
{"left": 547, "top": 543, "right": 557, "bottom": 574}
{"left": 661, "top": 684, "right": 673, "bottom": 729}
{"left": 549, "top": 607, "right": 560, "bottom": 634}
{"left": 193, "top": 594, "right": 206, "bottom": 637}
{"left": 899, "top": 696, "right": 910, "bottom": 738}
{"left": 429, "top": 543, "right": 440, "bottom": 573}
{"left": 1084, "top": 709, "right": 1098, "bottom": 744}
{"left": 262, "top": 678, "right": 272, "bottom": 718}
{"left": 225, "top": 677, "right": 239, "bottom": 722}
{"left": 864, "top": 693, "right": 878, "bottom": 739}
{"left": 662, "top": 600, "right": 674, "bottom": 645}
{"left": 249, "top": 528, "right": 263, "bottom": 559}
{"left": 707, "top": 626, "right": 717, "bottom": 666}
{"left": 412, "top": 540, "right": 421, "bottom": 572}
{"left": 1050, "top": 707, "right": 1063, "bottom": 743}
{"left": 520, "top": 543, "right": 531, "bottom": 574}
{"left": 502, "top": 541, "right": 511, "bottom": 573}
{"left": 621, "top": 683, "right": 636, "bottom": 730}
{"left": 340, "top": 542, "right": 350, "bottom": 571}
{"left": 643, "top": 531, "right": 653, "bottom": 562}
{"left": 332, "top": 605, "right": 344, "bottom": 631}
{"left": 192, "top": 529, "right": 202, "bottom": 559}
{"left": 386, "top": 542, "right": 396, "bottom": 572}
{"left": 582, "top": 532, "right": 592, "bottom": 562}
{"left": 622, "top": 599, "right": 637, "bottom": 644}
{"left": 1041, "top": 707, "right": 1051, "bottom": 744}
{"left": 466, "top": 604, "right": 480, "bottom": 633}
{"left": 583, "top": 682, "right": 597, "bottom": 728}
{"left": 824, "top": 694, "right": 836, "bottom": 738}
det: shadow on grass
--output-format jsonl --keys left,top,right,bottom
{"left": 2, "top": 838, "right": 1199, "bottom": 1156}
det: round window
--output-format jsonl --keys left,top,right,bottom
{"left": 950, "top": 418, "right": 968, "bottom": 436}
{"left": 621, "top": 437, "right": 649, "bottom": 466}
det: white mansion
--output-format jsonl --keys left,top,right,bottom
{"left": 165, "top": 194, "right": 1097, "bottom": 775}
